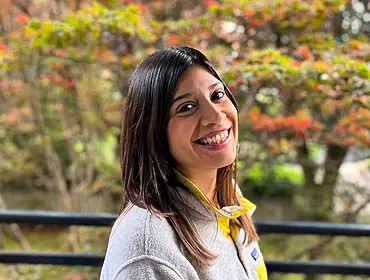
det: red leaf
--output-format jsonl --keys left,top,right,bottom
{"left": 334, "top": 125, "right": 344, "bottom": 133}
{"left": 228, "top": 84, "right": 237, "bottom": 92}
{"left": 253, "top": 122, "right": 264, "bottom": 130}
{"left": 64, "top": 80, "right": 76, "bottom": 88}
{"left": 300, "top": 118, "right": 312, "bottom": 129}
{"left": 362, "top": 138, "right": 370, "bottom": 146}
{"left": 283, "top": 117, "right": 296, "bottom": 128}
{"left": 136, "top": 4, "right": 148, "bottom": 13}
{"left": 0, "top": 44, "right": 8, "bottom": 51}
{"left": 49, "top": 76, "right": 63, "bottom": 85}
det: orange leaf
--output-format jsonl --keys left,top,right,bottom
{"left": 276, "top": 7, "right": 286, "bottom": 18}
{"left": 271, "top": 145, "right": 281, "bottom": 154}
{"left": 52, "top": 62, "right": 63, "bottom": 70}
{"left": 345, "top": 138, "right": 357, "bottom": 146}
{"left": 249, "top": 108, "right": 260, "bottom": 121}
{"left": 19, "top": 107, "right": 32, "bottom": 117}
{"left": 167, "top": 35, "right": 181, "bottom": 46}
{"left": 348, "top": 124, "right": 357, "bottom": 133}
{"left": 55, "top": 49, "right": 67, "bottom": 57}
{"left": 16, "top": 15, "right": 29, "bottom": 24}
{"left": 207, "top": 0, "right": 218, "bottom": 8}
{"left": 244, "top": 8, "right": 256, "bottom": 17}
{"left": 297, "top": 45, "right": 313, "bottom": 60}
{"left": 7, "top": 110, "right": 18, "bottom": 125}
{"left": 263, "top": 13, "right": 272, "bottom": 21}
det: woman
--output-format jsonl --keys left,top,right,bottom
{"left": 100, "top": 46, "right": 267, "bottom": 280}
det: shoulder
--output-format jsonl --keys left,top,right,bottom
{"left": 101, "top": 206, "right": 196, "bottom": 279}
{"left": 104, "top": 205, "right": 177, "bottom": 262}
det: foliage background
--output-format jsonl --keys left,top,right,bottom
{"left": 0, "top": 0, "right": 369, "bottom": 279}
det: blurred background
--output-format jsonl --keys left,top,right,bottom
{"left": 0, "top": 0, "right": 369, "bottom": 279}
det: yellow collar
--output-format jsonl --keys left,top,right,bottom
{"left": 174, "top": 169, "right": 256, "bottom": 219}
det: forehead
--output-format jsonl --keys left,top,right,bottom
{"left": 174, "top": 65, "right": 221, "bottom": 96}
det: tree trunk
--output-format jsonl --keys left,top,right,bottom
{"left": 0, "top": 194, "right": 30, "bottom": 251}
{"left": 306, "top": 250, "right": 323, "bottom": 280}
{"left": 301, "top": 143, "right": 347, "bottom": 280}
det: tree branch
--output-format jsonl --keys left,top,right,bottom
{"left": 289, "top": 237, "right": 333, "bottom": 260}
{"left": 11, "top": 0, "right": 32, "bottom": 16}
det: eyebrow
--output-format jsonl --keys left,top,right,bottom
{"left": 171, "top": 81, "right": 223, "bottom": 105}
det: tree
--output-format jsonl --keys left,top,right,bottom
{"left": 0, "top": 0, "right": 369, "bottom": 278}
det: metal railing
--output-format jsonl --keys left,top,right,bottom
{"left": 0, "top": 210, "right": 369, "bottom": 276}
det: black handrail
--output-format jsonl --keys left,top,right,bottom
{"left": 0, "top": 210, "right": 115, "bottom": 227}
{"left": 0, "top": 252, "right": 104, "bottom": 266}
{"left": 0, "top": 252, "right": 369, "bottom": 275}
{"left": 1, "top": 210, "right": 370, "bottom": 236}
{"left": 0, "top": 210, "right": 369, "bottom": 276}
{"left": 256, "top": 221, "right": 370, "bottom": 236}
{"left": 267, "top": 261, "right": 370, "bottom": 275}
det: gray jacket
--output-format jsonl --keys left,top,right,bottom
{"left": 100, "top": 189, "right": 266, "bottom": 280}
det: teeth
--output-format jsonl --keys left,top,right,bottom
{"left": 199, "top": 130, "right": 229, "bottom": 145}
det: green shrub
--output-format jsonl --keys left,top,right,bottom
{"left": 239, "top": 163, "right": 304, "bottom": 198}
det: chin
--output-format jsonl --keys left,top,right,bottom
{"left": 215, "top": 155, "right": 236, "bottom": 169}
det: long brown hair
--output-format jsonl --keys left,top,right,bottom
{"left": 120, "top": 46, "right": 258, "bottom": 266}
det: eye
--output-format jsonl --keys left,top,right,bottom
{"left": 211, "top": 91, "right": 225, "bottom": 101}
{"left": 177, "top": 103, "right": 196, "bottom": 113}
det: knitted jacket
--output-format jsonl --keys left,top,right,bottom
{"left": 100, "top": 172, "right": 267, "bottom": 280}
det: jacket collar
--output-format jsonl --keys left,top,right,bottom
{"left": 174, "top": 169, "right": 256, "bottom": 220}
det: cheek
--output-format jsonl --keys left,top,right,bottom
{"left": 226, "top": 104, "right": 238, "bottom": 123}
{"left": 167, "top": 121, "right": 185, "bottom": 154}
{"left": 167, "top": 118, "right": 193, "bottom": 141}
{"left": 226, "top": 104, "right": 238, "bottom": 141}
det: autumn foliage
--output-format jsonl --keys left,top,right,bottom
{"left": 0, "top": 0, "right": 369, "bottom": 221}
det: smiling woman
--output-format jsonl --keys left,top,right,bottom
{"left": 100, "top": 46, "right": 268, "bottom": 280}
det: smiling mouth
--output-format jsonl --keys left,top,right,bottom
{"left": 195, "top": 128, "right": 231, "bottom": 146}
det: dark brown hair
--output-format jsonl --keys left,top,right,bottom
{"left": 120, "top": 46, "right": 258, "bottom": 266}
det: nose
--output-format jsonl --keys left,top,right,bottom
{"left": 200, "top": 102, "right": 225, "bottom": 127}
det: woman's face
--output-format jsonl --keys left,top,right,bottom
{"left": 167, "top": 65, "right": 238, "bottom": 176}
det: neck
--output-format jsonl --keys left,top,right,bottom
{"left": 177, "top": 167, "right": 218, "bottom": 205}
